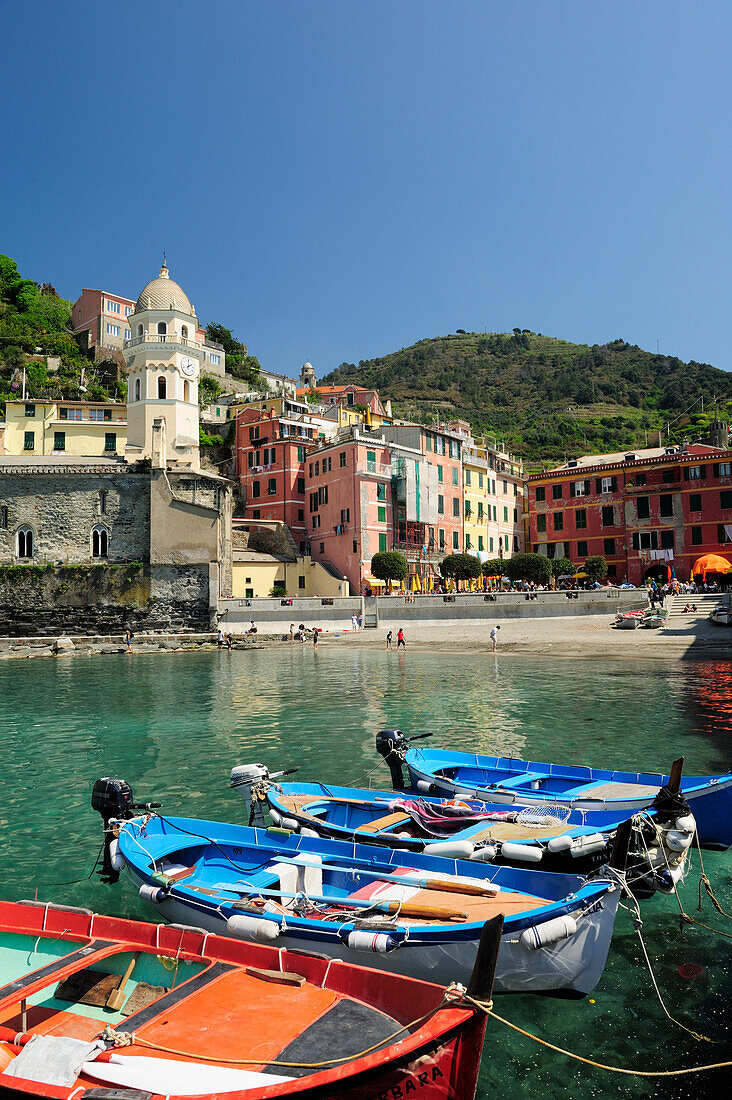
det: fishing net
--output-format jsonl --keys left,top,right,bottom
{"left": 516, "top": 804, "right": 572, "bottom": 827}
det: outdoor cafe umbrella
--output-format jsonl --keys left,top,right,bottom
{"left": 691, "top": 553, "right": 732, "bottom": 578}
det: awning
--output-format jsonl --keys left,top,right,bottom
{"left": 691, "top": 553, "right": 732, "bottom": 577}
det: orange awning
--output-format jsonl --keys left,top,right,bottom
{"left": 691, "top": 554, "right": 732, "bottom": 576}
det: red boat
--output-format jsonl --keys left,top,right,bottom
{"left": 0, "top": 899, "right": 501, "bottom": 1100}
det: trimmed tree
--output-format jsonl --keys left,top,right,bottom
{"left": 439, "top": 553, "right": 482, "bottom": 585}
{"left": 550, "top": 557, "right": 574, "bottom": 579}
{"left": 583, "top": 555, "right": 608, "bottom": 583}
{"left": 481, "top": 558, "right": 506, "bottom": 578}
{"left": 370, "top": 551, "right": 408, "bottom": 593}
{"left": 505, "top": 553, "right": 552, "bottom": 585}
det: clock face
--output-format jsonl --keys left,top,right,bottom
{"left": 180, "top": 356, "right": 196, "bottom": 377}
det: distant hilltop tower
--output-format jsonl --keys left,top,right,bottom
{"left": 300, "top": 360, "right": 316, "bottom": 388}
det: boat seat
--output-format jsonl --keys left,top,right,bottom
{"left": 490, "top": 773, "right": 546, "bottom": 790}
{"left": 356, "top": 812, "right": 412, "bottom": 834}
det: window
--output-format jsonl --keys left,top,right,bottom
{"left": 577, "top": 540, "right": 588, "bottom": 558}
{"left": 134, "top": 378, "right": 141, "bottom": 401}
{"left": 437, "top": 495, "right": 444, "bottom": 514}
{"left": 603, "top": 538, "right": 615, "bottom": 556}
{"left": 721, "top": 490, "right": 732, "bottom": 509}
{"left": 296, "top": 477, "right": 305, "bottom": 494}
{"left": 323, "top": 457, "right": 332, "bottom": 473}
{"left": 631, "top": 531, "right": 659, "bottom": 550}
{"left": 157, "top": 321, "right": 167, "bottom": 335}
{"left": 452, "top": 498, "right": 460, "bottom": 517}
{"left": 0, "top": 506, "right": 7, "bottom": 528}
{"left": 104, "top": 433, "right": 116, "bottom": 452}
{"left": 601, "top": 505, "right": 614, "bottom": 527}
{"left": 314, "top": 461, "right": 319, "bottom": 476}
{"left": 24, "top": 431, "right": 34, "bottom": 451}
{"left": 514, "top": 508, "right": 518, "bottom": 523}
{"left": 107, "top": 300, "right": 120, "bottom": 314}
{"left": 634, "top": 472, "right": 647, "bottom": 486}
{"left": 465, "top": 534, "right": 472, "bottom": 549}
{"left": 252, "top": 481, "right": 261, "bottom": 498}
{"left": 437, "top": 465, "right": 443, "bottom": 483}
{"left": 379, "top": 533, "right": 387, "bottom": 552}
{"left": 660, "top": 530, "right": 674, "bottom": 550}
{"left": 465, "top": 500, "right": 472, "bottom": 517}
{"left": 489, "top": 537, "right": 493, "bottom": 552}
{"left": 452, "top": 467, "right": 458, "bottom": 486}
{"left": 659, "top": 494, "right": 673, "bottom": 518}
{"left": 503, "top": 481, "right": 508, "bottom": 494}
{"left": 157, "top": 376, "right": 167, "bottom": 399}
{"left": 553, "top": 512, "right": 563, "bottom": 531}
{"left": 452, "top": 531, "right": 459, "bottom": 549}
{"left": 477, "top": 503, "right": 484, "bottom": 520}
{"left": 493, "top": 505, "right": 497, "bottom": 521}
{"left": 24, "top": 404, "right": 35, "bottom": 417}
{"left": 575, "top": 508, "right": 587, "bottom": 529}
{"left": 450, "top": 440, "right": 459, "bottom": 459}
{"left": 124, "top": 305, "right": 132, "bottom": 316}
{"left": 106, "top": 324, "right": 120, "bottom": 337}
{"left": 718, "top": 462, "right": 732, "bottom": 477}
{"left": 124, "top": 330, "right": 131, "bottom": 341}
{"left": 574, "top": 481, "right": 587, "bottom": 497}
{"left": 478, "top": 472, "right": 484, "bottom": 489}
{"left": 535, "top": 485, "right": 546, "bottom": 502}
{"left": 88, "top": 408, "right": 102, "bottom": 422}
{"left": 98, "top": 491, "right": 108, "bottom": 515}
{"left": 376, "top": 482, "right": 386, "bottom": 501}
{"left": 601, "top": 476, "right": 615, "bottom": 494}
{"left": 339, "top": 451, "right": 347, "bottom": 467}
{"left": 210, "top": 353, "right": 221, "bottom": 365}
{"left": 353, "top": 539, "right": 358, "bottom": 553}
{"left": 318, "top": 485, "right": 328, "bottom": 505}
{"left": 689, "top": 493, "right": 702, "bottom": 513}
{"left": 92, "top": 526, "right": 108, "bottom": 557}
{"left": 54, "top": 431, "right": 65, "bottom": 451}
{"left": 478, "top": 535, "right": 484, "bottom": 551}
{"left": 691, "top": 526, "right": 703, "bottom": 545}
{"left": 184, "top": 380, "right": 191, "bottom": 403}
{"left": 378, "top": 506, "right": 386, "bottom": 522}
{"left": 425, "top": 433, "right": 432, "bottom": 452}
{"left": 320, "top": 542, "right": 325, "bottom": 554}
{"left": 268, "top": 478, "right": 277, "bottom": 495}
{"left": 465, "top": 470, "right": 471, "bottom": 486}
{"left": 17, "top": 526, "right": 33, "bottom": 558}
{"left": 686, "top": 466, "right": 705, "bottom": 480}
{"left": 65, "top": 408, "right": 82, "bottom": 420}
{"left": 552, "top": 483, "right": 563, "bottom": 500}
{"left": 250, "top": 425, "right": 260, "bottom": 441}
{"left": 637, "top": 496, "right": 650, "bottom": 519}
{"left": 103, "top": 408, "right": 112, "bottom": 421}
{"left": 298, "top": 508, "right": 304, "bottom": 521}
{"left": 439, "top": 529, "right": 445, "bottom": 550}
{"left": 662, "top": 468, "right": 677, "bottom": 483}
{"left": 137, "top": 324, "right": 143, "bottom": 336}
{"left": 537, "top": 514, "right": 546, "bottom": 533}
{"left": 251, "top": 510, "right": 260, "bottom": 519}
{"left": 503, "top": 506, "right": 509, "bottom": 522}
{"left": 309, "top": 490, "right": 318, "bottom": 513}
{"left": 367, "top": 450, "right": 376, "bottom": 472}
{"left": 546, "top": 543, "right": 556, "bottom": 559}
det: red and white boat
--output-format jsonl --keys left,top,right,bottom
{"left": 0, "top": 899, "right": 501, "bottom": 1100}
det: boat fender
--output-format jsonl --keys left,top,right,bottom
{"left": 665, "top": 829, "right": 693, "bottom": 853}
{"left": 226, "top": 914, "right": 281, "bottom": 942}
{"left": 674, "top": 814, "right": 696, "bottom": 834}
{"left": 654, "top": 864, "right": 685, "bottom": 893}
{"left": 269, "top": 808, "right": 282, "bottom": 826}
{"left": 139, "top": 884, "right": 166, "bottom": 904}
{"left": 416, "top": 779, "right": 438, "bottom": 794}
{"left": 340, "top": 930, "right": 401, "bottom": 953}
{"left": 520, "top": 914, "right": 578, "bottom": 950}
{"left": 281, "top": 817, "right": 299, "bottom": 831}
{"left": 300, "top": 828, "right": 319, "bottom": 838}
{"left": 547, "top": 834, "right": 574, "bottom": 854}
{"left": 423, "top": 840, "right": 475, "bottom": 859}
{"left": 469, "top": 844, "right": 497, "bottom": 862}
{"left": 500, "top": 842, "right": 543, "bottom": 863}
{"left": 569, "top": 833, "right": 607, "bottom": 858}
{"left": 108, "top": 838, "right": 125, "bottom": 872}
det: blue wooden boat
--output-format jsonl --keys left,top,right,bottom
{"left": 400, "top": 741, "right": 732, "bottom": 850}
{"left": 257, "top": 777, "right": 693, "bottom": 895}
{"left": 95, "top": 782, "right": 623, "bottom": 997}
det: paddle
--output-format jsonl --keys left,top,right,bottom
{"left": 106, "top": 951, "right": 140, "bottom": 1011}
{"left": 273, "top": 854, "right": 499, "bottom": 897}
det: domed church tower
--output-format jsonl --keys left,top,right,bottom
{"left": 123, "top": 262, "right": 202, "bottom": 469}
{"left": 300, "top": 360, "right": 316, "bottom": 388}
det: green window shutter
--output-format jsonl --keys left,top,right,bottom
{"left": 378, "top": 533, "right": 387, "bottom": 552}
{"left": 104, "top": 433, "right": 116, "bottom": 452}
{"left": 378, "top": 506, "right": 386, "bottom": 522}
{"left": 24, "top": 431, "right": 35, "bottom": 450}
{"left": 54, "top": 431, "right": 65, "bottom": 451}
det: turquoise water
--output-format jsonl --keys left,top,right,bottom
{"left": 1, "top": 648, "right": 730, "bottom": 1096}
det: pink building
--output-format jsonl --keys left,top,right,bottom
{"left": 72, "top": 289, "right": 136, "bottom": 352}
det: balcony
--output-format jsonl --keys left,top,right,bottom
{"left": 124, "top": 334, "right": 199, "bottom": 350}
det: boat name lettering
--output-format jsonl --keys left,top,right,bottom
{"left": 584, "top": 900, "right": 604, "bottom": 916}
{"left": 231, "top": 846, "right": 244, "bottom": 855}
{"left": 372, "top": 1064, "right": 444, "bottom": 1099}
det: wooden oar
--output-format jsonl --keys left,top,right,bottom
{"left": 106, "top": 951, "right": 140, "bottom": 1011}
{"left": 178, "top": 883, "right": 468, "bottom": 922}
{"left": 274, "top": 854, "right": 498, "bottom": 897}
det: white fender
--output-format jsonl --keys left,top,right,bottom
{"left": 416, "top": 780, "right": 435, "bottom": 793}
{"left": 139, "top": 884, "right": 166, "bottom": 904}
{"left": 269, "top": 808, "right": 282, "bottom": 826}
{"left": 344, "top": 931, "right": 397, "bottom": 953}
{"left": 423, "top": 840, "right": 474, "bottom": 859}
{"left": 675, "top": 814, "right": 696, "bottom": 834}
{"left": 281, "top": 817, "right": 299, "bottom": 831}
{"left": 546, "top": 834, "right": 574, "bottom": 854}
{"left": 109, "top": 838, "right": 125, "bottom": 871}
{"left": 500, "top": 842, "right": 543, "bottom": 863}
{"left": 570, "top": 833, "right": 607, "bottom": 857}
{"left": 226, "top": 914, "right": 280, "bottom": 942}
{"left": 520, "top": 914, "right": 578, "bottom": 950}
{"left": 665, "top": 829, "right": 693, "bottom": 852}
{"left": 469, "top": 844, "right": 497, "bottom": 862}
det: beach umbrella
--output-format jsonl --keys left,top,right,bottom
{"left": 691, "top": 553, "right": 732, "bottom": 578}
{"left": 573, "top": 570, "right": 588, "bottom": 579}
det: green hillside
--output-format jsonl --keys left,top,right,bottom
{"left": 322, "top": 331, "right": 732, "bottom": 467}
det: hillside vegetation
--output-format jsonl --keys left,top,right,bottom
{"left": 322, "top": 331, "right": 732, "bottom": 466}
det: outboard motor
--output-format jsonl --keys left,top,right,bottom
{"left": 91, "top": 777, "right": 160, "bottom": 883}
{"left": 230, "top": 764, "right": 271, "bottom": 826}
{"left": 376, "top": 730, "right": 409, "bottom": 788}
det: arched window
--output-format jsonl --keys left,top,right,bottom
{"left": 181, "top": 325, "right": 188, "bottom": 339}
{"left": 157, "top": 321, "right": 167, "bottom": 336}
{"left": 137, "top": 324, "right": 143, "bottom": 337}
{"left": 92, "top": 526, "right": 109, "bottom": 558}
{"left": 134, "top": 377, "right": 141, "bottom": 402}
{"left": 158, "top": 375, "right": 167, "bottom": 399}
{"left": 17, "top": 526, "right": 33, "bottom": 559}
{"left": 183, "top": 380, "right": 190, "bottom": 403}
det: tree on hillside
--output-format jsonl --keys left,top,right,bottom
{"left": 481, "top": 559, "right": 506, "bottom": 578}
{"left": 439, "top": 553, "right": 482, "bottom": 583}
{"left": 583, "top": 556, "right": 608, "bottom": 583}
{"left": 205, "top": 321, "right": 261, "bottom": 383}
{"left": 550, "top": 557, "right": 574, "bottom": 579}
{"left": 505, "top": 553, "right": 552, "bottom": 585}
{"left": 370, "top": 551, "right": 408, "bottom": 593}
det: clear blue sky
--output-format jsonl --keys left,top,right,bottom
{"left": 3, "top": 1, "right": 730, "bottom": 379}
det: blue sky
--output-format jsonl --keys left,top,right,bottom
{"left": 3, "top": 1, "right": 730, "bottom": 379}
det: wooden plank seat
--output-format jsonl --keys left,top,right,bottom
{"left": 356, "top": 812, "right": 412, "bottom": 833}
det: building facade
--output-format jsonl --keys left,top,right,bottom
{"left": 527, "top": 443, "right": 732, "bottom": 584}
{"left": 382, "top": 423, "right": 464, "bottom": 558}
{"left": 73, "top": 289, "right": 136, "bottom": 352}
{"left": 4, "top": 399, "right": 126, "bottom": 457}
{"left": 462, "top": 441, "right": 524, "bottom": 561}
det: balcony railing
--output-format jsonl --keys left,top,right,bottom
{"left": 124, "top": 334, "right": 199, "bottom": 350}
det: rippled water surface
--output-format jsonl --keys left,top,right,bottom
{"left": 1, "top": 648, "right": 730, "bottom": 1097}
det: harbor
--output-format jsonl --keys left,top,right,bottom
{"left": 1, "top": 646, "right": 730, "bottom": 1096}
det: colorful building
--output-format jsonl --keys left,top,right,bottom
{"left": 527, "top": 442, "right": 732, "bottom": 584}
{"left": 463, "top": 440, "right": 524, "bottom": 560}
{"left": 296, "top": 383, "right": 393, "bottom": 430}
{"left": 72, "top": 289, "right": 136, "bottom": 352}
{"left": 3, "top": 399, "right": 126, "bottom": 457}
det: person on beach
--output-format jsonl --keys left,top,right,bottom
{"left": 217, "top": 627, "right": 224, "bottom": 649}
{"left": 313, "top": 629, "right": 319, "bottom": 648}
{"left": 226, "top": 633, "right": 233, "bottom": 651}
{"left": 396, "top": 628, "right": 406, "bottom": 648}
{"left": 490, "top": 625, "right": 500, "bottom": 652}
{"left": 351, "top": 614, "right": 358, "bottom": 632}
{"left": 245, "top": 621, "right": 257, "bottom": 636}
{"left": 386, "top": 630, "right": 393, "bottom": 650}
{"left": 289, "top": 622, "right": 295, "bottom": 640}
{"left": 124, "top": 628, "right": 132, "bottom": 651}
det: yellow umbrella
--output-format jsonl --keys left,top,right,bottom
{"left": 573, "top": 570, "right": 587, "bottom": 579}
{"left": 691, "top": 553, "right": 732, "bottom": 577}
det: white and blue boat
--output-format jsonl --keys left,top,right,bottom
{"left": 400, "top": 740, "right": 732, "bottom": 850}
{"left": 95, "top": 782, "right": 623, "bottom": 997}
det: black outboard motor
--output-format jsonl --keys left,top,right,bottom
{"left": 376, "top": 729, "right": 409, "bottom": 788}
{"left": 92, "top": 777, "right": 135, "bottom": 883}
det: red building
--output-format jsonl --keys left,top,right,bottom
{"left": 234, "top": 407, "right": 320, "bottom": 551}
{"left": 527, "top": 442, "right": 732, "bottom": 585}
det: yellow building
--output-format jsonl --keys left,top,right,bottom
{"left": 4, "top": 400, "right": 126, "bottom": 457}
{"left": 232, "top": 550, "right": 347, "bottom": 598}
{"left": 463, "top": 442, "right": 525, "bottom": 562}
